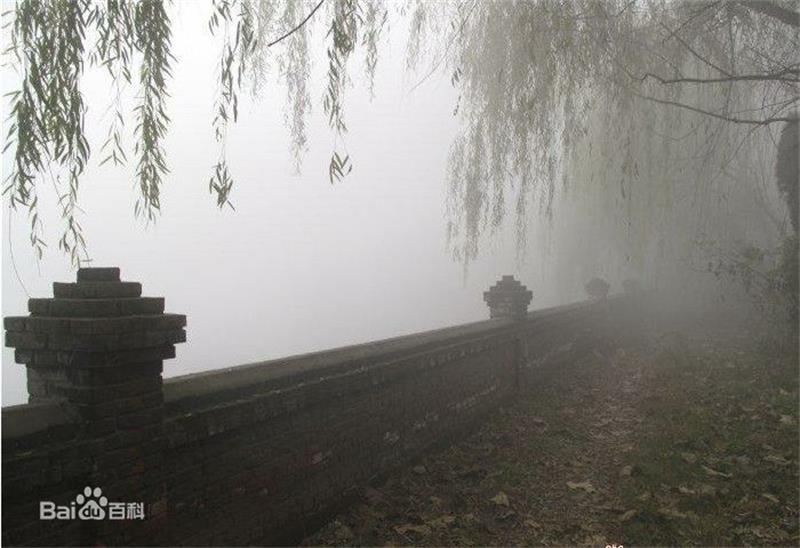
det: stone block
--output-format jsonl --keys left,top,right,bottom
{"left": 28, "top": 296, "right": 168, "bottom": 319}
{"left": 5, "top": 331, "right": 48, "bottom": 350}
{"left": 53, "top": 281, "right": 142, "bottom": 299}
{"left": 76, "top": 267, "right": 121, "bottom": 282}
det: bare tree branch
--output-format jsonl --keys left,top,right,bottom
{"left": 658, "top": 21, "right": 732, "bottom": 77}
{"left": 641, "top": 67, "right": 800, "bottom": 84}
{"left": 266, "top": 0, "right": 325, "bottom": 48}
{"left": 631, "top": 90, "right": 796, "bottom": 125}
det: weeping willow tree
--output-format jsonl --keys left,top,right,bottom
{"left": 3, "top": 0, "right": 798, "bottom": 274}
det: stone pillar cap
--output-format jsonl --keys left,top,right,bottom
{"left": 4, "top": 267, "right": 186, "bottom": 361}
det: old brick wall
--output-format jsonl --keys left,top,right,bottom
{"left": 161, "top": 322, "right": 521, "bottom": 545}
{"left": 3, "top": 270, "right": 636, "bottom": 546}
{"left": 2, "top": 402, "right": 87, "bottom": 545}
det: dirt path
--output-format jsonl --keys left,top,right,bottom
{"left": 303, "top": 328, "right": 798, "bottom": 546}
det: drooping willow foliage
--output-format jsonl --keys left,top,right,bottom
{"left": 5, "top": 0, "right": 174, "bottom": 263}
{"left": 3, "top": 0, "right": 798, "bottom": 267}
{"left": 427, "top": 0, "right": 798, "bottom": 265}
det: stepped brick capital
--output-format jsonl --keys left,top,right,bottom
{"left": 483, "top": 275, "right": 533, "bottom": 320}
{"left": 4, "top": 267, "right": 185, "bottom": 404}
{"left": 5, "top": 268, "right": 185, "bottom": 359}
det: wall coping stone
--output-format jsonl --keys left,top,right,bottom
{"left": 1, "top": 400, "right": 75, "bottom": 439}
{"left": 163, "top": 297, "right": 615, "bottom": 408}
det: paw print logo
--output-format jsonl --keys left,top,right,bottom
{"left": 76, "top": 487, "right": 108, "bottom": 520}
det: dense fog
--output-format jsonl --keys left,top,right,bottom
{"left": 1, "top": 2, "right": 797, "bottom": 546}
{"left": 2, "top": 6, "right": 561, "bottom": 406}
{"left": 1, "top": 2, "right": 794, "bottom": 407}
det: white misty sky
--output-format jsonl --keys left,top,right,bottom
{"left": 1, "top": 4, "right": 572, "bottom": 406}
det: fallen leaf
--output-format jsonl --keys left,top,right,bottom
{"left": 456, "top": 466, "right": 486, "bottom": 479}
{"left": 678, "top": 486, "right": 695, "bottom": 495}
{"left": 394, "top": 524, "right": 431, "bottom": 536}
{"left": 583, "top": 533, "right": 607, "bottom": 545}
{"left": 490, "top": 492, "right": 510, "bottom": 506}
{"left": 658, "top": 507, "right": 690, "bottom": 519}
{"left": 497, "top": 510, "right": 516, "bottom": 521}
{"left": 619, "top": 465, "right": 633, "bottom": 477}
{"left": 618, "top": 509, "right": 638, "bottom": 522}
{"left": 762, "top": 493, "right": 779, "bottom": 503}
{"left": 701, "top": 465, "right": 733, "bottom": 478}
{"left": 690, "top": 483, "right": 717, "bottom": 495}
{"left": 333, "top": 522, "right": 353, "bottom": 541}
{"left": 364, "top": 487, "right": 384, "bottom": 503}
{"left": 750, "top": 526, "right": 773, "bottom": 539}
{"left": 566, "top": 481, "right": 596, "bottom": 493}
{"left": 764, "top": 455, "right": 791, "bottom": 466}
{"left": 427, "top": 515, "right": 456, "bottom": 529}
{"left": 730, "top": 455, "right": 751, "bottom": 466}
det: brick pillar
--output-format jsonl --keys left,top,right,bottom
{"left": 4, "top": 267, "right": 185, "bottom": 545}
{"left": 483, "top": 275, "right": 533, "bottom": 320}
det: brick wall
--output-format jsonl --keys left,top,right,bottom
{"left": 3, "top": 270, "right": 635, "bottom": 546}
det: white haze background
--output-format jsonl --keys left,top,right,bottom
{"left": 1, "top": 5, "right": 589, "bottom": 406}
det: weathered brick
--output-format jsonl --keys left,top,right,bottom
{"left": 14, "top": 349, "right": 34, "bottom": 364}
{"left": 5, "top": 331, "right": 47, "bottom": 350}
{"left": 25, "top": 317, "right": 71, "bottom": 333}
{"left": 4, "top": 316, "right": 27, "bottom": 332}
{"left": 117, "top": 329, "right": 186, "bottom": 349}
{"left": 77, "top": 267, "right": 121, "bottom": 282}
{"left": 67, "top": 314, "right": 185, "bottom": 335}
{"left": 47, "top": 332, "right": 120, "bottom": 352}
{"left": 53, "top": 281, "right": 142, "bottom": 299}
{"left": 27, "top": 347, "right": 175, "bottom": 368}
